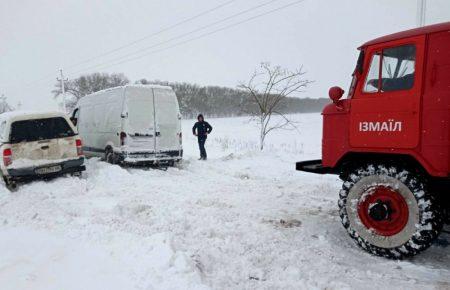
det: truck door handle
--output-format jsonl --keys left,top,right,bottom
{"left": 155, "top": 132, "right": 161, "bottom": 137}
{"left": 41, "top": 145, "right": 49, "bottom": 150}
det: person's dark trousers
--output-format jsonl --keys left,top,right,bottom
{"left": 198, "top": 137, "right": 207, "bottom": 159}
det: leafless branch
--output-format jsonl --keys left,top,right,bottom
{"left": 239, "top": 62, "right": 310, "bottom": 150}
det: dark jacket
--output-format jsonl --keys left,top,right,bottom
{"left": 192, "top": 121, "right": 212, "bottom": 139}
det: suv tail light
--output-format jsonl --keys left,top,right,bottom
{"left": 120, "top": 132, "right": 127, "bottom": 146}
{"left": 3, "top": 148, "right": 12, "bottom": 167}
{"left": 75, "top": 139, "right": 83, "bottom": 156}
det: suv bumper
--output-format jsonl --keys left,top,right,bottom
{"left": 7, "top": 157, "right": 85, "bottom": 181}
{"left": 296, "top": 159, "right": 335, "bottom": 174}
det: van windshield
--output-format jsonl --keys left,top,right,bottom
{"left": 10, "top": 117, "right": 75, "bottom": 143}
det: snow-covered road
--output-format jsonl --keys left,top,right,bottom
{"left": 0, "top": 114, "right": 448, "bottom": 290}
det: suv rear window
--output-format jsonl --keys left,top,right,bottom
{"left": 10, "top": 117, "right": 75, "bottom": 143}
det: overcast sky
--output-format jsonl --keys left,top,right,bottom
{"left": 1, "top": 0, "right": 450, "bottom": 111}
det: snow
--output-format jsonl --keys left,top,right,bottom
{"left": 83, "top": 84, "right": 173, "bottom": 99}
{"left": 0, "top": 113, "right": 448, "bottom": 290}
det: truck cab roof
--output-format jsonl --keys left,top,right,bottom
{"left": 360, "top": 21, "right": 450, "bottom": 48}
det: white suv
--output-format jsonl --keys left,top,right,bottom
{"left": 0, "top": 111, "right": 85, "bottom": 189}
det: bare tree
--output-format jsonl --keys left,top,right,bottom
{"left": 52, "top": 72, "right": 129, "bottom": 111}
{"left": 239, "top": 62, "right": 311, "bottom": 150}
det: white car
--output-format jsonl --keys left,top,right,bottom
{"left": 71, "top": 85, "right": 183, "bottom": 166}
{"left": 0, "top": 111, "right": 85, "bottom": 189}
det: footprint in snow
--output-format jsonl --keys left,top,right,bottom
{"left": 434, "top": 237, "right": 450, "bottom": 248}
{"left": 265, "top": 218, "right": 302, "bottom": 228}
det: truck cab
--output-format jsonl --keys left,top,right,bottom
{"left": 297, "top": 22, "right": 450, "bottom": 259}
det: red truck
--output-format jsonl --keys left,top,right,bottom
{"left": 297, "top": 22, "right": 450, "bottom": 258}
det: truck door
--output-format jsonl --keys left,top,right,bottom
{"left": 350, "top": 36, "right": 425, "bottom": 149}
{"left": 422, "top": 31, "right": 450, "bottom": 175}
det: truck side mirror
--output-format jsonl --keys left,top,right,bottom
{"left": 70, "top": 117, "right": 78, "bottom": 126}
{"left": 329, "top": 86, "right": 345, "bottom": 104}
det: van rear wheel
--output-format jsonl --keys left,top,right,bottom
{"left": 105, "top": 148, "right": 116, "bottom": 164}
{"left": 338, "top": 163, "right": 443, "bottom": 259}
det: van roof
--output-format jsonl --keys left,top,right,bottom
{"left": 85, "top": 84, "right": 173, "bottom": 97}
{"left": 0, "top": 111, "right": 67, "bottom": 124}
{"left": 360, "top": 21, "right": 450, "bottom": 48}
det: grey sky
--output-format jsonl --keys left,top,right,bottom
{"left": 1, "top": 0, "right": 450, "bottom": 111}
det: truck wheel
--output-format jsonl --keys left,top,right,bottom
{"left": 444, "top": 208, "right": 450, "bottom": 224}
{"left": 338, "top": 164, "right": 443, "bottom": 259}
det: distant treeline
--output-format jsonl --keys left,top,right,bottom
{"left": 52, "top": 73, "right": 329, "bottom": 118}
{"left": 137, "top": 79, "right": 328, "bottom": 119}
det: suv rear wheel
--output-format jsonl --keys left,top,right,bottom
{"left": 3, "top": 177, "right": 17, "bottom": 191}
{"left": 338, "top": 163, "right": 443, "bottom": 259}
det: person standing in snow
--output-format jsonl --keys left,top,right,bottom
{"left": 192, "top": 114, "right": 212, "bottom": 160}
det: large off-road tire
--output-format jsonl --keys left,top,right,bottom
{"left": 444, "top": 208, "right": 450, "bottom": 225}
{"left": 338, "top": 163, "right": 443, "bottom": 259}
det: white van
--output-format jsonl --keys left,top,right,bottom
{"left": 72, "top": 85, "right": 183, "bottom": 166}
{"left": 0, "top": 111, "right": 85, "bottom": 188}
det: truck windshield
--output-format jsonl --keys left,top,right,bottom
{"left": 10, "top": 117, "right": 75, "bottom": 143}
{"left": 348, "top": 50, "right": 365, "bottom": 98}
{"left": 381, "top": 45, "right": 415, "bottom": 91}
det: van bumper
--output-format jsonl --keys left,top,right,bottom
{"left": 120, "top": 150, "right": 183, "bottom": 165}
{"left": 7, "top": 157, "right": 86, "bottom": 181}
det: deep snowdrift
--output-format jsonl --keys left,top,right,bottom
{"left": 0, "top": 114, "right": 448, "bottom": 290}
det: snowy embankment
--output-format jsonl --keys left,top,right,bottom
{"left": 0, "top": 113, "right": 448, "bottom": 290}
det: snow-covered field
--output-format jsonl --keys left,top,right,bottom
{"left": 0, "top": 113, "right": 448, "bottom": 290}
